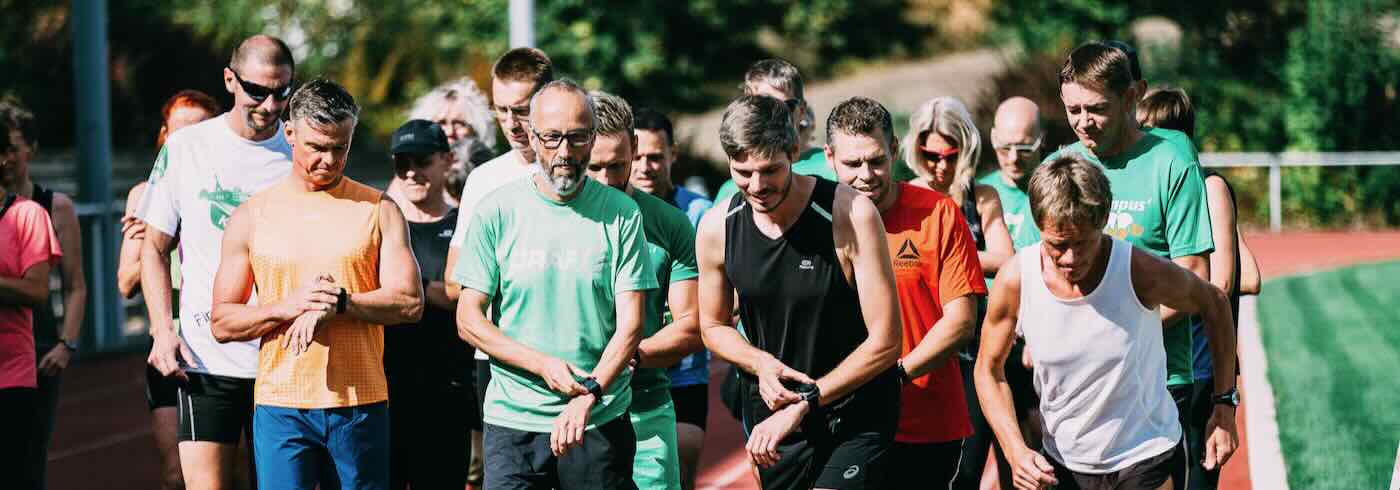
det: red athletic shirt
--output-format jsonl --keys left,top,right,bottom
{"left": 882, "top": 183, "right": 985, "bottom": 443}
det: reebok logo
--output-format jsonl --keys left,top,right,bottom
{"left": 896, "top": 238, "right": 920, "bottom": 260}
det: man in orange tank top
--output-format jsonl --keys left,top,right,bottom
{"left": 210, "top": 79, "right": 424, "bottom": 490}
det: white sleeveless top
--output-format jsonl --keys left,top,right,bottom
{"left": 1017, "top": 238, "right": 1181, "bottom": 474}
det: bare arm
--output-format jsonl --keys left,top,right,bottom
{"left": 976, "top": 185, "right": 1014, "bottom": 274}
{"left": 1238, "top": 230, "right": 1261, "bottom": 295}
{"left": 900, "top": 295, "right": 974, "bottom": 377}
{"left": 210, "top": 205, "right": 325, "bottom": 343}
{"left": 1161, "top": 253, "right": 1208, "bottom": 328}
{"left": 423, "top": 280, "right": 454, "bottom": 311}
{"left": 0, "top": 261, "right": 50, "bottom": 307}
{"left": 140, "top": 227, "right": 179, "bottom": 338}
{"left": 50, "top": 194, "right": 87, "bottom": 343}
{"left": 593, "top": 290, "right": 644, "bottom": 390}
{"left": 444, "top": 246, "right": 463, "bottom": 301}
{"left": 637, "top": 279, "right": 702, "bottom": 368}
{"left": 815, "top": 189, "right": 901, "bottom": 405}
{"left": 1205, "top": 177, "right": 1238, "bottom": 295}
{"left": 697, "top": 206, "right": 779, "bottom": 376}
{"left": 117, "top": 184, "right": 147, "bottom": 298}
{"left": 1134, "top": 249, "right": 1237, "bottom": 394}
{"left": 346, "top": 200, "right": 423, "bottom": 326}
{"left": 456, "top": 287, "right": 586, "bottom": 395}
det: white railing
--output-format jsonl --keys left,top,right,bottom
{"left": 1200, "top": 152, "right": 1400, "bottom": 232}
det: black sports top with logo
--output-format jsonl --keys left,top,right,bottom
{"left": 723, "top": 178, "right": 898, "bottom": 437}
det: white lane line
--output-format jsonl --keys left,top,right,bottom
{"left": 1239, "top": 295, "right": 1290, "bottom": 489}
{"left": 699, "top": 451, "right": 756, "bottom": 490}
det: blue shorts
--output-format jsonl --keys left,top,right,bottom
{"left": 253, "top": 402, "right": 390, "bottom": 490}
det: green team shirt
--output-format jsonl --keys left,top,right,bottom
{"left": 713, "top": 148, "right": 835, "bottom": 204}
{"left": 1046, "top": 127, "right": 1214, "bottom": 387}
{"left": 454, "top": 177, "right": 659, "bottom": 432}
{"left": 978, "top": 171, "right": 1041, "bottom": 249}
{"left": 628, "top": 189, "right": 700, "bottom": 392}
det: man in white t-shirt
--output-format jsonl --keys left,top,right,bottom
{"left": 441, "top": 46, "right": 554, "bottom": 489}
{"left": 139, "top": 35, "right": 296, "bottom": 489}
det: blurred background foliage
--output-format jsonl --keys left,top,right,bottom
{"left": 1, "top": 0, "right": 1396, "bottom": 227}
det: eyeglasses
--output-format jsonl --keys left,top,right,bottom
{"left": 994, "top": 136, "right": 1043, "bottom": 155}
{"left": 919, "top": 146, "right": 960, "bottom": 164}
{"left": 229, "top": 67, "right": 294, "bottom": 103}
{"left": 531, "top": 128, "right": 595, "bottom": 150}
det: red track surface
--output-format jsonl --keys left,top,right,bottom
{"left": 44, "top": 231, "right": 1400, "bottom": 489}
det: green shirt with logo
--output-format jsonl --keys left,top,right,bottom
{"left": 628, "top": 189, "right": 700, "bottom": 393}
{"left": 978, "top": 171, "right": 1042, "bottom": 250}
{"left": 713, "top": 148, "right": 835, "bottom": 204}
{"left": 455, "top": 177, "right": 659, "bottom": 433}
{"left": 1046, "top": 127, "right": 1215, "bottom": 387}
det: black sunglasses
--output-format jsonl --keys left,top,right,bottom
{"left": 229, "top": 67, "right": 294, "bottom": 103}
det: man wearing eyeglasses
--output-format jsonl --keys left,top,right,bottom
{"left": 138, "top": 34, "right": 295, "bottom": 489}
{"left": 979, "top": 97, "right": 1046, "bottom": 250}
{"left": 455, "top": 79, "right": 655, "bottom": 489}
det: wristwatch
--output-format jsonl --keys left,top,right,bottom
{"left": 335, "top": 287, "right": 348, "bottom": 314}
{"left": 579, "top": 377, "right": 604, "bottom": 399}
{"left": 1212, "top": 387, "right": 1240, "bottom": 407}
{"left": 795, "top": 382, "right": 821, "bottom": 408}
{"left": 59, "top": 338, "right": 78, "bottom": 353}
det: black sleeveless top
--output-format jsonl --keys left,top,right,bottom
{"left": 961, "top": 190, "right": 986, "bottom": 252}
{"left": 723, "top": 178, "right": 898, "bottom": 437}
{"left": 31, "top": 184, "right": 59, "bottom": 350}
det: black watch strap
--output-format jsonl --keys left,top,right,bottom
{"left": 59, "top": 339, "right": 79, "bottom": 353}
{"left": 580, "top": 377, "right": 604, "bottom": 399}
{"left": 796, "top": 382, "right": 821, "bottom": 407}
{"left": 895, "top": 360, "right": 910, "bottom": 384}
{"left": 1212, "top": 388, "right": 1240, "bottom": 407}
{"left": 335, "top": 288, "right": 348, "bottom": 314}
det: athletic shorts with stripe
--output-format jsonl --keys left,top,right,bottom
{"left": 176, "top": 372, "right": 254, "bottom": 443}
{"left": 1047, "top": 440, "right": 1185, "bottom": 490}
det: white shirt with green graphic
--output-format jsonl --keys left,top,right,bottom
{"left": 138, "top": 114, "right": 292, "bottom": 379}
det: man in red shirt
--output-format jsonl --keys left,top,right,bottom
{"left": 825, "top": 97, "right": 985, "bottom": 487}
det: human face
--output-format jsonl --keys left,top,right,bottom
{"left": 431, "top": 102, "right": 475, "bottom": 146}
{"left": 747, "top": 81, "right": 804, "bottom": 133}
{"left": 492, "top": 79, "right": 536, "bottom": 152}
{"left": 919, "top": 131, "right": 960, "bottom": 191}
{"left": 166, "top": 106, "right": 215, "bottom": 134}
{"left": 286, "top": 117, "right": 355, "bottom": 189}
{"left": 528, "top": 90, "right": 595, "bottom": 196}
{"left": 392, "top": 151, "right": 451, "bottom": 205}
{"left": 630, "top": 129, "right": 674, "bottom": 195}
{"left": 730, "top": 148, "right": 796, "bottom": 214}
{"left": 1061, "top": 82, "right": 1134, "bottom": 155}
{"left": 587, "top": 133, "right": 634, "bottom": 192}
{"left": 991, "top": 123, "right": 1042, "bottom": 184}
{"left": 224, "top": 62, "right": 293, "bottom": 134}
{"left": 1039, "top": 220, "right": 1105, "bottom": 283}
{"left": 5, "top": 129, "right": 33, "bottom": 168}
{"left": 827, "top": 130, "right": 897, "bottom": 212}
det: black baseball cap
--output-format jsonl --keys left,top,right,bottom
{"left": 390, "top": 119, "right": 450, "bottom": 155}
{"left": 1103, "top": 40, "right": 1143, "bottom": 81}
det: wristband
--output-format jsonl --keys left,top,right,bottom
{"left": 59, "top": 338, "right": 79, "bottom": 353}
{"left": 580, "top": 377, "right": 604, "bottom": 399}
{"left": 895, "top": 360, "right": 910, "bottom": 384}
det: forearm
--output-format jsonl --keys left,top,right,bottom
{"left": 975, "top": 358, "right": 1030, "bottom": 456}
{"left": 444, "top": 247, "right": 463, "bottom": 301}
{"left": 0, "top": 276, "right": 46, "bottom": 306}
{"left": 901, "top": 316, "right": 972, "bottom": 378}
{"left": 60, "top": 283, "right": 86, "bottom": 340}
{"left": 458, "top": 308, "right": 555, "bottom": 376}
{"left": 141, "top": 245, "right": 178, "bottom": 336}
{"left": 977, "top": 250, "right": 1008, "bottom": 274}
{"left": 702, "top": 325, "right": 776, "bottom": 376}
{"left": 347, "top": 286, "right": 423, "bottom": 326}
{"left": 117, "top": 240, "right": 143, "bottom": 298}
{"left": 211, "top": 302, "right": 296, "bottom": 342}
{"left": 637, "top": 315, "right": 703, "bottom": 368}
{"left": 1203, "top": 293, "right": 1238, "bottom": 393}
{"left": 591, "top": 320, "right": 640, "bottom": 391}
{"left": 813, "top": 333, "right": 899, "bottom": 405}
{"left": 423, "top": 281, "right": 454, "bottom": 311}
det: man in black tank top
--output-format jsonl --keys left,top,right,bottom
{"left": 696, "top": 95, "right": 903, "bottom": 490}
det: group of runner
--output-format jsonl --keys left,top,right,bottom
{"left": 0, "top": 29, "right": 1265, "bottom": 490}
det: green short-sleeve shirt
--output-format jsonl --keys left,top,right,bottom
{"left": 1046, "top": 127, "right": 1214, "bottom": 386}
{"left": 978, "top": 171, "right": 1042, "bottom": 250}
{"left": 454, "top": 177, "right": 659, "bottom": 432}
{"left": 627, "top": 189, "right": 700, "bottom": 392}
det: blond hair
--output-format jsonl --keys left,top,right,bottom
{"left": 1028, "top": 153, "right": 1113, "bottom": 230}
{"left": 902, "top": 96, "right": 981, "bottom": 204}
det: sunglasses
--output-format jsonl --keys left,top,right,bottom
{"left": 229, "top": 67, "right": 294, "bottom": 103}
{"left": 919, "top": 146, "right": 960, "bottom": 164}
{"left": 994, "top": 136, "right": 1043, "bottom": 155}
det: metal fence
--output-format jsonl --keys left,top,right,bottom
{"left": 1200, "top": 151, "right": 1400, "bottom": 232}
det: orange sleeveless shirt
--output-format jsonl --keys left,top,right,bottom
{"left": 247, "top": 177, "right": 388, "bottom": 408}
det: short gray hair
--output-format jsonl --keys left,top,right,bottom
{"left": 826, "top": 97, "right": 894, "bottom": 150}
{"left": 902, "top": 96, "right": 981, "bottom": 204}
{"left": 743, "top": 58, "right": 805, "bottom": 101}
{"left": 288, "top": 78, "right": 359, "bottom": 127}
{"left": 719, "top": 94, "right": 797, "bottom": 161}
{"left": 589, "top": 90, "right": 633, "bottom": 137}
{"left": 409, "top": 77, "right": 497, "bottom": 149}
{"left": 528, "top": 78, "right": 596, "bottom": 128}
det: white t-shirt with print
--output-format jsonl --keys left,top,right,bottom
{"left": 139, "top": 114, "right": 293, "bottom": 379}
{"left": 449, "top": 149, "right": 534, "bottom": 360}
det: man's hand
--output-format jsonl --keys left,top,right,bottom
{"left": 279, "top": 274, "right": 338, "bottom": 319}
{"left": 38, "top": 344, "right": 73, "bottom": 376}
{"left": 757, "top": 356, "right": 814, "bottom": 411}
{"left": 121, "top": 215, "right": 146, "bottom": 242}
{"left": 538, "top": 356, "right": 589, "bottom": 397}
{"left": 551, "top": 394, "right": 596, "bottom": 456}
{"left": 1009, "top": 447, "right": 1058, "bottom": 490}
{"left": 746, "top": 400, "right": 808, "bottom": 469}
{"left": 148, "top": 328, "right": 195, "bottom": 380}
{"left": 1203, "top": 405, "right": 1239, "bottom": 471}
{"left": 283, "top": 310, "right": 331, "bottom": 355}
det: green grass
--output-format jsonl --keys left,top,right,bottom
{"left": 1258, "top": 260, "right": 1400, "bottom": 489}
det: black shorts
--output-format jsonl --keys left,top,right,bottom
{"left": 483, "top": 415, "right": 638, "bottom": 490}
{"left": 176, "top": 372, "right": 254, "bottom": 443}
{"left": 758, "top": 429, "right": 892, "bottom": 490}
{"left": 669, "top": 383, "right": 708, "bottom": 430}
{"left": 888, "top": 439, "right": 963, "bottom": 489}
{"left": 1047, "top": 441, "right": 1184, "bottom": 490}
{"left": 146, "top": 364, "right": 181, "bottom": 410}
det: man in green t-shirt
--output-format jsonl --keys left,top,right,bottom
{"left": 713, "top": 59, "right": 835, "bottom": 204}
{"left": 1048, "top": 41, "right": 1238, "bottom": 475}
{"left": 980, "top": 96, "right": 1045, "bottom": 250}
{"left": 454, "top": 80, "right": 657, "bottom": 490}
{"left": 583, "top": 91, "right": 704, "bottom": 490}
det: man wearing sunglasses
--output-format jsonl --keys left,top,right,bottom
{"left": 455, "top": 80, "right": 655, "bottom": 489}
{"left": 381, "top": 120, "right": 476, "bottom": 489}
{"left": 138, "top": 34, "right": 295, "bottom": 489}
{"left": 980, "top": 97, "right": 1046, "bottom": 250}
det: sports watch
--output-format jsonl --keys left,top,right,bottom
{"left": 335, "top": 287, "right": 348, "bottom": 314}
{"left": 1212, "top": 387, "right": 1240, "bottom": 407}
{"left": 580, "top": 377, "right": 604, "bottom": 399}
{"left": 795, "top": 382, "right": 821, "bottom": 408}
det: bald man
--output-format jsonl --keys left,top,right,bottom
{"left": 979, "top": 97, "right": 1044, "bottom": 249}
{"left": 139, "top": 34, "right": 296, "bottom": 489}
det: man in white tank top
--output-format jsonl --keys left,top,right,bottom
{"left": 973, "top": 154, "right": 1239, "bottom": 490}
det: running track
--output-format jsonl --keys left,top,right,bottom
{"left": 45, "top": 231, "right": 1400, "bottom": 489}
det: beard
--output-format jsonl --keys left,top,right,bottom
{"left": 539, "top": 155, "right": 585, "bottom": 195}
{"left": 245, "top": 107, "right": 278, "bottom": 133}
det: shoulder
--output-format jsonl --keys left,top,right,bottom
{"left": 50, "top": 192, "right": 76, "bottom": 217}
{"left": 166, "top": 115, "right": 223, "bottom": 148}
{"left": 1142, "top": 128, "right": 1200, "bottom": 166}
{"left": 8, "top": 198, "right": 50, "bottom": 223}
{"left": 834, "top": 183, "right": 881, "bottom": 230}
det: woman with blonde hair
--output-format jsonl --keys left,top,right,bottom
{"left": 903, "top": 96, "right": 1016, "bottom": 489}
